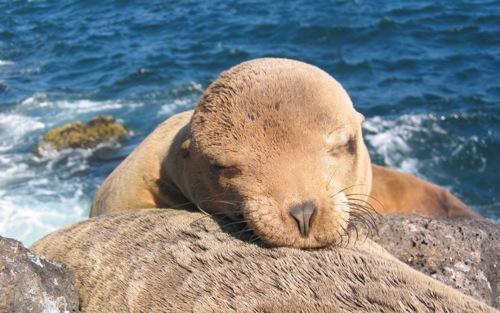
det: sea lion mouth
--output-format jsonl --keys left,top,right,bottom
{"left": 222, "top": 197, "right": 339, "bottom": 249}
{"left": 205, "top": 190, "right": 379, "bottom": 249}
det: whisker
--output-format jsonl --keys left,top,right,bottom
{"left": 337, "top": 228, "right": 348, "bottom": 248}
{"left": 347, "top": 203, "right": 378, "bottom": 231}
{"left": 326, "top": 172, "right": 335, "bottom": 191}
{"left": 344, "top": 197, "right": 378, "bottom": 213}
{"left": 346, "top": 202, "right": 378, "bottom": 222}
{"left": 344, "top": 201, "right": 376, "bottom": 216}
{"left": 228, "top": 227, "right": 255, "bottom": 237}
{"left": 350, "top": 212, "right": 375, "bottom": 237}
{"left": 345, "top": 193, "right": 386, "bottom": 212}
{"left": 337, "top": 219, "right": 351, "bottom": 248}
{"left": 248, "top": 234, "right": 263, "bottom": 244}
{"left": 344, "top": 198, "right": 380, "bottom": 226}
{"left": 330, "top": 183, "right": 370, "bottom": 199}
{"left": 220, "top": 219, "right": 248, "bottom": 228}
{"left": 190, "top": 210, "right": 242, "bottom": 226}
{"left": 336, "top": 202, "right": 378, "bottom": 239}
{"left": 337, "top": 201, "right": 376, "bottom": 222}
{"left": 197, "top": 199, "right": 242, "bottom": 207}
{"left": 338, "top": 231, "right": 347, "bottom": 248}
{"left": 166, "top": 201, "right": 195, "bottom": 210}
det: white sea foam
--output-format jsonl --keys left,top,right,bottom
{"left": 0, "top": 93, "right": 133, "bottom": 245}
{"left": 0, "top": 60, "right": 14, "bottom": 66}
{"left": 0, "top": 175, "right": 89, "bottom": 245}
{"left": 19, "top": 93, "right": 142, "bottom": 128}
{"left": 170, "top": 81, "right": 204, "bottom": 94}
{"left": 158, "top": 98, "right": 194, "bottom": 116}
{"left": 158, "top": 82, "right": 201, "bottom": 116}
{"left": 364, "top": 114, "right": 446, "bottom": 175}
{"left": 0, "top": 150, "right": 91, "bottom": 244}
{"left": 0, "top": 113, "right": 45, "bottom": 152}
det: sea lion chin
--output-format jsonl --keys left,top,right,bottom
{"left": 91, "top": 57, "right": 481, "bottom": 249}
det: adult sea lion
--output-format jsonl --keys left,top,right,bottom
{"left": 30, "top": 209, "right": 496, "bottom": 313}
{"left": 91, "top": 58, "right": 481, "bottom": 248}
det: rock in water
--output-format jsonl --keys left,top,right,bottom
{"left": 375, "top": 214, "right": 500, "bottom": 308}
{"left": 36, "top": 115, "right": 129, "bottom": 155}
{"left": 0, "top": 236, "right": 79, "bottom": 313}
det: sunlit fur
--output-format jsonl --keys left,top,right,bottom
{"left": 177, "top": 58, "right": 373, "bottom": 248}
{"left": 91, "top": 58, "right": 480, "bottom": 247}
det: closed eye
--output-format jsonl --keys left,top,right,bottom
{"left": 211, "top": 164, "right": 242, "bottom": 179}
{"left": 328, "top": 136, "right": 356, "bottom": 156}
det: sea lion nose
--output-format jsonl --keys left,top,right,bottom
{"left": 289, "top": 204, "right": 316, "bottom": 237}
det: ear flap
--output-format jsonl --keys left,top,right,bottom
{"left": 180, "top": 138, "right": 191, "bottom": 158}
{"left": 356, "top": 111, "right": 365, "bottom": 125}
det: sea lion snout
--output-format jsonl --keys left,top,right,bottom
{"left": 289, "top": 202, "right": 317, "bottom": 237}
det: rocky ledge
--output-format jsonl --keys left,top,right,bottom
{"left": 36, "top": 115, "right": 129, "bottom": 155}
{"left": 374, "top": 214, "right": 499, "bottom": 308}
{"left": 0, "top": 236, "right": 79, "bottom": 313}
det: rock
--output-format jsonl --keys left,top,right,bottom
{"left": 36, "top": 115, "right": 129, "bottom": 155}
{"left": 374, "top": 214, "right": 500, "bottom": 308}
{"left": 0, "top": 236, "right": 79, "bottom": 313}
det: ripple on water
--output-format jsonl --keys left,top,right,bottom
{"left": 0, "top": 0, "right": 498, "bottom": 244}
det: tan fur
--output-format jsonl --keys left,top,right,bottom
{"left": 91, "top": 58, "right": 480, "bottom": 248}
{"left": 371, "top": 165, "right": 482, "bottom": 219}
{"left": 31, "top": 210, "right": 496, "bottom": 313}
{"left": 91, "top": 111, "right": 192, "bottom": 216}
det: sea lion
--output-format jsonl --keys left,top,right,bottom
{"left": 91, "top": 58, "right": 481, "bottom": 248}
{"left": 371, "top": 164, "right": 482, "bottom": 219}
{"left": 30, "top": 209, "right": 496, "bottom": 313}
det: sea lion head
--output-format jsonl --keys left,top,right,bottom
{"left": 181, "top": 58, "right": 372, "bottom": 248}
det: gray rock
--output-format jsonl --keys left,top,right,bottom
{"left": 0, "top": 236, "right": 79, "bottom": 313}
{"left": 374, "top": 214, "right": 499, "bottom": 308}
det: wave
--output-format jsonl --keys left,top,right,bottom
{"left": 0, "top": 184, "right": 88, "bottom": 245}
{"left": 0, "top": 148, "right": 93, "bottom": 245}
{"left": 158, "top": 81, "right": 203, "bottom": 116}
{"left": 0, "top": 88, "right": 205, "bottom": 245}
{"left": 0, "top": 113, "right": 45, "bottom": 152}
{"left": 0, "top": 93, "right": 145, "bottom": 244}
{"left": 19, "top": 92, "right": 142, "bottom": 123}
{"left": 0, "top": 60, "right": 14, "bottom": 66}
{"left": 364, "top": 111, "right": 495, "bottom": 186}
{"left": 158, "top": 98, "right": 194, "bottom": 116}
{"left": 364, "top": 114, "right": 441, "bottom": 175}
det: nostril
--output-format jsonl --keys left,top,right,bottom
{"left": 289, "top": 204, "right": 317, "bottom": 237}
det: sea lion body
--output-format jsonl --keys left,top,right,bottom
{"left": 92, "top": 111, "right": 479, "bottom": 220}
{"left": 91, "top": 111, "right": 192, "bottom": 216}
{"left": 371, "top": 164, "right": 482, "bottom": 219}
{"left": 91, "top": 58, "right": 480, "bottom": 248}
{"left": 30, "top": 210, "right": 496, "bottom": 313}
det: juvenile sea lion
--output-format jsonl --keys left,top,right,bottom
{"left": 91, "top": 58, "right": 481, "bottom": 248}
{"left": 31, "top": 209, "right": 496, "bottom": 313}
{"left": 371, "top": 164, "right": 482, "bottom": 219}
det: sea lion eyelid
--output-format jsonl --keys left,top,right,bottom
{"left": 328, "top": 135, "right": 355, "bottom": 155}
{"left": 326, "top": 128, "right": 351, "bottom": 147}
{"left": 211, "top": 164, "right": 242, "bottom": 178}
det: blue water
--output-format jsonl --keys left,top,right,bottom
{"left": 0, "top": 1, "right": 499, "bottom": 245}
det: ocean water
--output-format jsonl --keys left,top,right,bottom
{"left": 0, "top": 1, "right": 499, "bottom": 245}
